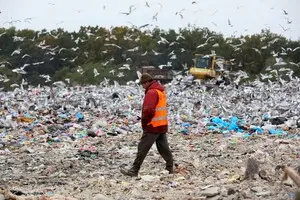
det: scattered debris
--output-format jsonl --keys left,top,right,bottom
{"left": 0, "top": 80, "right": 299, "bottom": 199}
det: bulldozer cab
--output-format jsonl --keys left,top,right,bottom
{"left": 190, "top": 54, "right": 217, "bottom": 79}
{"left": 195, "top": 54, "right": 215, "bottom": 70}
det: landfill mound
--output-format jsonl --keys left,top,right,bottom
{"left": 0, "top": 78, "right": 300, "bottom": 199}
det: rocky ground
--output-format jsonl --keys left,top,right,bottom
{"left": 1, "top": 130, "right": 299, "bottom": 200}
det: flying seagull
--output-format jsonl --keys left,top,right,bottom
{"left": 93, "top": 68, "right": 99, "bottom": 77}
{"left": 120, "top": 5, "right": 136, "bottom": 15}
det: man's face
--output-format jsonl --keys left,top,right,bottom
{"left": 142, "top": 82, "right": 149, "bottom": 89}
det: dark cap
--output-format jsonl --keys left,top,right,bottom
{"left": 140, "top": 73, "right": 153, "bottom": 84}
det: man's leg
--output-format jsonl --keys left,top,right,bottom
{"left": 156, "top": 133, "right": 173, "bottom": 173}
{"left": 121, "top": 132, "right": 159, "bottom": 176}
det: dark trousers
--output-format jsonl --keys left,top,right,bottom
{"left": 132, "top": 132, "right": 173, "bottom": 172}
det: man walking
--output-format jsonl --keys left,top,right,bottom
{"left": 121, "top": 73, "right": 173, "bottom": 176}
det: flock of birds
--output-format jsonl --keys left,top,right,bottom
{"left": 0, "top": 1, "right": 299, "bottom": 89}
{"left": 1, "top": 73, "right": 299, "bottom": 134}
{"left": 1, "top": 27, "right": 299, "bottom": 89}
{"left": 1, "top": 1, "right": 295, "bottom": 34}
{"left": 168, "top": 78, "right": 300, "bottom": 129}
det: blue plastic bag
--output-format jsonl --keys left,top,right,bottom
{"left": 76, "top": 112, "right": 84, "bottom": 120}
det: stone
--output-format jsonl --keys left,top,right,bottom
{"left": 226, "top": 194, "right": 239, "bottom": 200}
{"left": 218, "top": 169, "right": 230, "bottom": 179}
{"left": 256, "top": 191, "right": 271, "bottom": 197}
{"left": 140, "top": 175, "right": 157, "bottom": 182}
{"left": 258, "top": 169, "right": 268, "bottom": 180}
{"left": 204, "top": 176, "right": 215, "bottom": 183}
{"left": 24, "top": 148, "right": 35, "bottom": 154}
{"left": 250, "top": 186, "right": 263, "bottom": 193}
{"left": 207, "top": 195, "right": 221, "bottom": 200}
{"left": 227, "top": 188, "right": 236, "bottom": 195}
{"left": 130, "top": 188, "right": 140, "bottom": 196}
{"left": 93, "top": 194, "right": 113, "bottom": 200}
{"left": 201, "top": 187, "right": 220, "bottom": 197}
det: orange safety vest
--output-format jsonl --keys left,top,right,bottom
{"left": 147, "top": 89, "right": 168, "bottom": 127}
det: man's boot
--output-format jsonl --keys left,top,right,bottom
{"left": 165, "top": 165, "right": 173, "bottom": 174}
{"left": 120, "top": 167, "right": 138, "bottom": 177}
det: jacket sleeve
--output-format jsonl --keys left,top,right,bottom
{"left": 142, "top": 89, "right": 159, "bottom": 129}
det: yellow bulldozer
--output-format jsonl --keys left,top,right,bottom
{"left": 189, "top": 54, "right": 231, "bottom": 79}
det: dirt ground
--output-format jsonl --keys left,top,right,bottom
{"left": 0, "top": 131, "right": 299, "bottom": 200}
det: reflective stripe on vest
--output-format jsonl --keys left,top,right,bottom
{"left": 148, "top": 89, "right": 168, "bottom": 127}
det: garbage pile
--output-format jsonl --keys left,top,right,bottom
{"left": 0, "top": 78, "right": 299, "bottom": 199}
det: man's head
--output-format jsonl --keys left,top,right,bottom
{"left": 140, "top": 73, "right": 153, "bottom": 89}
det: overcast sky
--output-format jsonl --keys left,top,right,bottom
{"left": 1, "top": 0, "right": 299, "bottom": 40}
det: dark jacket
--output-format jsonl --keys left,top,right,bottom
{"left": 142, "top": 80, "right": 168, "bottom": 133}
